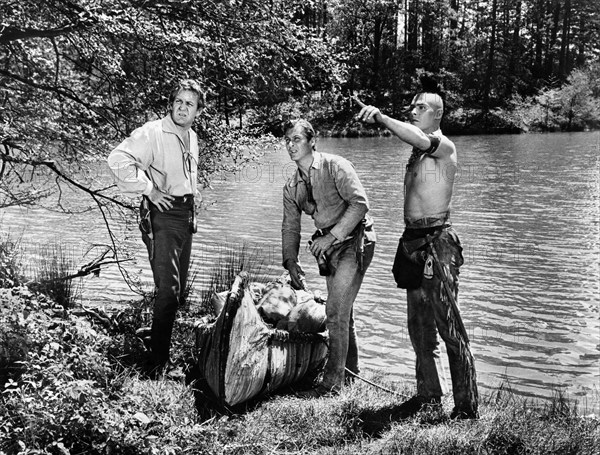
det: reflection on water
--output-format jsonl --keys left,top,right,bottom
{"left": 2, "top": 132, "right": 599, "bottom": 411}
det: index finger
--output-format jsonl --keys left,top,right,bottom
{"left": 352, "top": 96, "right": 367, "bottom": 109}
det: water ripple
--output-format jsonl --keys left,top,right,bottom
{"left": 2, "top": 132, "right": 598, "bottom": 410}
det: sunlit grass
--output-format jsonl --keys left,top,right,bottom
{"left": 191, "top": 371, "right": 599, "bottom": 455}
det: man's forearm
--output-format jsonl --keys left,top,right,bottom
{"left": 107, "top": 151, "right": 153, "bottom": 197}
{"left": 281, "top": 230, "right": 301, "bottom": 267}
{"left": 378, "top": 114, "right": 431, "bottom": 150}
{"left": 330, "top": 203, "right": 368, "bottom": 241}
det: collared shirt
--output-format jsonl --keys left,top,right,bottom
{"left": 107, "top": 115, "right": 199, "bottom": 198}
{"left": 282, "top": 152, "right": 369, "bottom": 266}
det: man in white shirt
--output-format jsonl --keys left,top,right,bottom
{"left": 108, "top": 79, "right": 204, "bottom": 377}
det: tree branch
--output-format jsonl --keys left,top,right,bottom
{"left": 0, "top": 69, "right": 118, "bottom": 129}
{"left": 0, "top": 152, "right": 135, "bottom": 211}
{"left": 40, "top": 257, "right": 133, "bottom": 282}
{"left": 0, "top": 24, "right": 83, "bottom": 44}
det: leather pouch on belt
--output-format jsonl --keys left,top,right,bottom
{"left": 391, "top": 237, "right": 428, "bottom": 289}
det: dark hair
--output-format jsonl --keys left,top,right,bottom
{"left": 283, "top": 118, "right": 317, "bottom": 142}
{"left": 419, "top": 75, "right": 446, "bottom": 104}
{"left": 168, "top": 79, "right": 205, "bottom": 109}
{"left": 418, "top": 75, "right": 447, "bottom": 119}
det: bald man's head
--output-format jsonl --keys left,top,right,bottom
{"left": 409, "top": 92, "right": 445, "bottom": 131}
{"left": 414, "top": 92, "right": 444, "bottom": 113}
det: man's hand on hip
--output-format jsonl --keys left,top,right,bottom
{"left": 148, "top": 187, "right": 174, "bottom": 212}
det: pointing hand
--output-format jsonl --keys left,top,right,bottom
{"left": 353, "top": 97, "right": 382, "bottom": 124}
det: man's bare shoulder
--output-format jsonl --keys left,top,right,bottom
{"left": 433, "top": 133, "right": 456, "bottom": 160}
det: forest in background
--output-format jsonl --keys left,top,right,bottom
{"left": 1, "top": 0, "right": 599, "bottom": 214}
{"left": 304, "top": 0, "right": 600, "bottom": 134}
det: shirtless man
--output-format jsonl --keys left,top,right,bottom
{"left": 356, "top": 86, "right": 479, "bottom": 419}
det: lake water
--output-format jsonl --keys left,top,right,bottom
{"left": 2, "top": 132, "right": 599, "bottom": 412}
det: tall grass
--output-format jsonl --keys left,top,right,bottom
{"left": 198, "top": 242, "right": 279, "bottom": 316}
{"left": 1, "top": 230, "right": 80, "bottom": 308}
{"left": 0, "top": 230, "right": 23, "bottom": 288}
{"left": 29, "top": 242, "right": 80, "bottom": 309}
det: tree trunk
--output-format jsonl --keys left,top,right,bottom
{"left": 575, "top": 14, "right": 585, "bottom": 67}
{"left": 407, "top": 0, "right": 419, "bottom": 52}
{"left": 421, "top": 1, "right": 439, "bottom": 70}
{"left": 505, "top": 0, "right": 522, "bottom": 97}
{"left": 544, "top": 0, "right": 562, "bottom": 78}
{"left": 450, "top": 0, "right": 459, "bottom": 32}
{"left": 558, "top": 0, "right": 571, "bottom": 79}
{"left": 372, "top": 16, "right": 384, "bottom": 91}
{"left": 447, "top": 0, "right": 461, "bottom": 72}
{"left": 533, "top": 0, "right": 545, "bottom": 79}
{"left": 483, "top": 0, "right": 498, "bottom": 113}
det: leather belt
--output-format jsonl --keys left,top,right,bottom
{"left": 171, "top": 194, "right": 194, "bottom": 203}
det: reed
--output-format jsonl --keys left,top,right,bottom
{"left": 198, "top": 242, "right": 278, "bottom": 316}
{"left": 29, "top": 242, "right": 80, "bottom": 309}
{"left": 180, "top": 257, "right": 201, "bottom": 312}
{"left": 0, "top": 230, "right": 23, "bottom": 288}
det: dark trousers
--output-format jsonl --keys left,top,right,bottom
{"left": 142, "top": 200, "right": 193, "bottom": 369}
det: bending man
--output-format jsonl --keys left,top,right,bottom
{"left": 281, "top": 119, "right": 376, "bottom": 397}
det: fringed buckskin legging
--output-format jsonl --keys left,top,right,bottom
{"left": 405, "top": 226, "right": 479, "bottom": 414}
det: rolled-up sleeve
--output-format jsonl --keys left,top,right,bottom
{"left": 107, "top": 126, "right": 155, "bottom": 197}
{"left": 281, "top": 184, "right": 302, "bottom": 267}
{"left": 328, "top": 160, "right": 369, "bottom": 241}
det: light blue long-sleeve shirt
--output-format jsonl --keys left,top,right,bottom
{"left": 282, "top": 152, "right": 369, "bottom": 266}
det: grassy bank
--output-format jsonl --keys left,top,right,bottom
{"left": 1, "top": 233, "right": 598, "bottom": 454}
{"left": 1, "top": 283, "right": 598, "bottom": 455}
